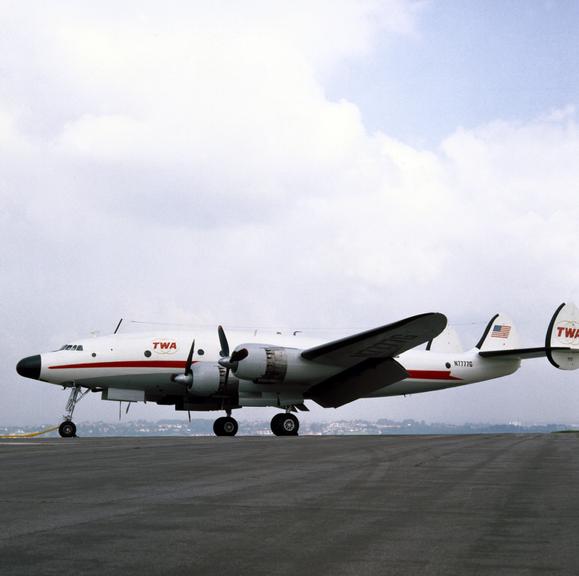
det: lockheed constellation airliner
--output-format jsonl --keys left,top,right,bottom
{"left": 16, "top": 303, "right": 578, "bottom": 437}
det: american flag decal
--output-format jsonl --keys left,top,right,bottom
{"left": 491, "top": 325, "right": 511, "bottom": 339}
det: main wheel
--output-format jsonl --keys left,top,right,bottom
{"left": 222, "top": 417, "right": 238, "bottom": 436}
{"left": 213, "top": 416, "right": 238, "bottom": 437}
{"left": 271, "top": 413, "right": 299, "bottom": 436}
{"left": 58, "top": 420, "right": 76, "bottom": 438}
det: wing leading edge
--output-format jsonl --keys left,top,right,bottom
{"left": 301, "top": 312, "right": 447, "bottom": 366}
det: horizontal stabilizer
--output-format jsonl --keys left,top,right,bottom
{"left": 479, "top": 346, "right": 572, "bottom": 360}
{"left": 479, "top": 302, "right": 579, "bottom": 370}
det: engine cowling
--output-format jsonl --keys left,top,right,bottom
{"left": 230, "top": 344, "right": 298, "bottom": 383}
{"left": 225, "top": 344, "right": 339, "bottom": 385}
{"left": 187, "top": 363, "right": 226, "bottom": 397}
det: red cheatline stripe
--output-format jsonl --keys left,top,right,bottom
{"left": 48, "top": 361, "right": 194, "bottom": 370}
{"left": 406, "top": 370, "right": 462, "bottom": 381}
{"left": 48, "top": 363, "right": 459, "bottom": 380}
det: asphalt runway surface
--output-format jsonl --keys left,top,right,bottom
{"left": 1, "top": 434, "right": 578, "bottom": 576}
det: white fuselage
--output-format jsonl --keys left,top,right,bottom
{"left": 36, "top": 329, "right": 520, "bottom": 409}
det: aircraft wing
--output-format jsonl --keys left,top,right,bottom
{"left": 301, "top": 312, "right": 447, "bottom": 367}
{"left": 302, "top": 312, "right": 447, "bottom": 408}
{"left": 306, "top": 357, "right": 408, "bottom": 408}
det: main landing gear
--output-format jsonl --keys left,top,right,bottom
{"left": 270, "top": 413, "right": 299, "bottom": 436}
{"left": 58, "top": 384, "right": 89, "bottom": 438}
{"left": 213, "top": 410, "right": 239, "bottom": 436}
{"left": 211, "top": 412, "right": 300, "bottom": 436}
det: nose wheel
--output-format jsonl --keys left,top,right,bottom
{"left": 213, "top": 416, "right": 238, "bottom": 436}
{"left": 271, "top": 413, "right": 299, "bottom": 436}
{"left": 58, "top": 420, "right": 77, "bottom": 438}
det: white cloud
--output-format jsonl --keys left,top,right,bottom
{"left": 1, "top": 1, "right": 578, "bottom": 426}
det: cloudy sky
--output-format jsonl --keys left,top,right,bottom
{"left": 1, "top": 0, "right": 578, "bottom": 426}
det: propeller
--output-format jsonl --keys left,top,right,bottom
{"left": 173, "top": 339, "right": 195, "bottom": 386}
{"left": 217, "top": 326, "right": 248, "bottom": 368}
{"left": 218, "top": 347, "right": 248, "bottom": 369}
{"left": 217, "top": 326, "right": 248, "bottom": 387}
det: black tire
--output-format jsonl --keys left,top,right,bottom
{"left": 271, "top": 413, "right": 299, "bottom": 436}
{"left": 59, "top": 421, "right": 76, "bottom": 438}
{"left": 213, "top": 416, "right": 238, "bottom": 437}
{"left": 213, "top": 417, "right": 226, "bottom": 436}
{"left": 270, "top": 413, "right": 284, "bottom": 435}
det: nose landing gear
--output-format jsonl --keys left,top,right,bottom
{"left": 58, "top": 384, "right": 89, "bottom": 438}
{"left": 271, "top": 413, "right": 299, "bottom": 436}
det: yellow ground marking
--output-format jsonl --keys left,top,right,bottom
{"left": 0, "top": 425, "right": 60, "bottom": 439}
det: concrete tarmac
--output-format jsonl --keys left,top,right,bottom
{"left": 1, "top": 434, "right": 578, "bottom": 576}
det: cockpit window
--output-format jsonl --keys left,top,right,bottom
{"left": 59, "top": 344, "right": 83, "bottom": 351}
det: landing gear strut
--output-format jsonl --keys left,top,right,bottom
{"left": 271, "top": 413, "right": 299, "bottom": 436}
{"left": 59, "top": 384, "right": 89, "bottom": 438}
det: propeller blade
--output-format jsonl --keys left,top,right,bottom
{"left": 218, "top": 325, "right": 229, "bottom": 358}
{"left": 218, "top": 348, "right": 249, "bottom": 370}
{"left": 230, "top": 348, "right": 249, "bottom": 363}
{"left": 184, "top": 339, "right": 195, "bottom": 376}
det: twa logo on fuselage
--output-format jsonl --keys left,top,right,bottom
{"left": 555, "top": 323, "right": 579, "bottom": 345}
{"left": 152, "top": 340, "right": 178, "bottom": 354}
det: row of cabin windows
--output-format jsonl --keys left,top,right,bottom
{"left": 59, "top": 344, "right": 84, "bottom": 351}
{"left": 60, "top": 344, "right": 208, "bottom": 355}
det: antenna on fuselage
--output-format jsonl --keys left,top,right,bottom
{"left": 113, "top": 318, "right": 123, "bottom": 335}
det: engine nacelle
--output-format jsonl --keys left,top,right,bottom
{"left": 229, "top": 343, "right": 335, "bottom": 385}
{"left": 187, "top": 363, "right": 226, "bottom": 397}
{"left": 232, "top": 344, "right": 288, "bottom": 383}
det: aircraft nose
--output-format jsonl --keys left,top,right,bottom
{"left": 16, "top": 355, "right": 41, "bottom": 380}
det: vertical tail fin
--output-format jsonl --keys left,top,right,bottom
{"left": 546, "top": 302, "right": 579, "bottom": 370}
{"left": 475, "top": 313, "right": 521, "bottom": 352}
{"left": 426, "top": 325, "right": 463, "bottom": 352}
